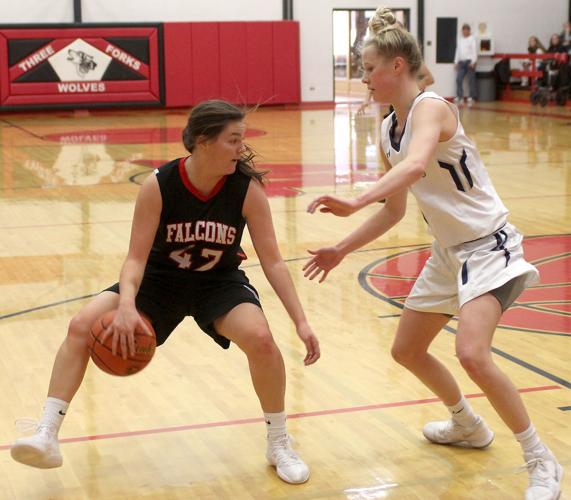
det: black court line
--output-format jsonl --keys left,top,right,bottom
{"left": 496, "top": 323, "right": 571, "bottom": 338}
{"left": 0, "top": 220, "right": 131, "bottom": 231}
{"left": 358, "top": 251, "right": 571, "bottom": 390}
{"left": 0, "top": 179, "right": 137, "bottom": 194}
{"left": 379, "top": 314, "right": 402, "bottom": 319}
{"left": 129, "top": 171, "right": 150, "bottom": 184}
{"left": 558, "top": 406, "right": 571, "bottom": 411}
{"left": 0, "top": 243, "right": 430, "bottom": 321}
{"left": 1, "top": 237, "right": 569, "bottom": 391}
{"left": 241, "top": 242, "right": 430, "bottom": 268}
{"left": 0, "top": 118, "right": 46, "bottom": 141}
{"left": 518, "top": 303, "right": 571, "bottom": 318}
{"left": 0, "top": 294, "right": 97, "bottom": 321}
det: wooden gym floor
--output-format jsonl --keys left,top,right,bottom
{"left": 0, "top": 100, "right": 569, "bottom": 499}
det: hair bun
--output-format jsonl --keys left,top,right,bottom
{"left": 368, "top": 7, "right": 397, "bottom": 35}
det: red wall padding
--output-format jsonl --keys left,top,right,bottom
{"left": 219, "top": 23, "right": 248, "bottom": 103}
{"left": 273, "top": 22, "right": 300, "bottom": 104}
{"left": 164, "top": 21, "right": 300, "bottom": 107}
{"left": 191, "top": 23, "right": 221, "bottom": 103}
{"left": 163, "top": 23, "right": 193, "bottom": 107}
{"left": 246, "top": 22, "right": 274, "bottom": 104}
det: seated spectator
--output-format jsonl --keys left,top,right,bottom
{"left": 529, "top": 35, "right": 546, "bottom": 53}
{"left": 539, "top": 34, "right": 569, "bottom": 89}
{"left": 561, "top": 21, "right": 571, "bottom": 51}
{"left": 547, "top": 33, "right": 566, "bottom": 53}
{"left": 521, "top": 36, "right": 545, "bottom": 87}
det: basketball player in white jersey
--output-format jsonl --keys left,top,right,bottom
{"left": 303, "top": 6, "right": 563, "bottom": 500}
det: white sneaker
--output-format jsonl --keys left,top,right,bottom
{"left": 422, "top": 416, "right": 494, "bottom": 448}
{"left": 454, "top": 97, "right": 463, "bottom": 105}
{"left": 523, "top": 450, "right": 564, "bottom": 500}
{"left": 11, "top": 422, "right": 62, "bottom": 469}
{"left": 467, "top": 97, "right": 474, "bottom": 107}
{"left": 266, "top": 434, "right": 310, "bottom": 484}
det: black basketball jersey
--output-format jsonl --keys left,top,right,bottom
{"left": 145, "top": 157, "right": 250, "bottom": 275}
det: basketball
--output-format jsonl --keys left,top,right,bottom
{"left": 89, "top": 309, "right": 156, "bottom": 376}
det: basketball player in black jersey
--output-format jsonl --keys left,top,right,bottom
{"left": 11, "top": 100, "right": 320, "bottom": 485}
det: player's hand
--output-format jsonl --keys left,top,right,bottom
{"left": 100, "top": 307, "right": 140, "bottom": 359}
{"left": 296, "top": 322, "right": 320, "bottom": 365}
{"left": 356, "top": 101, "right": 370, "bottom": 115}
{"left": 303, "top": 247, "right": 344, "bottom": 282}
{"left": 306, "top": 195, "right": 360, "bottom": 217}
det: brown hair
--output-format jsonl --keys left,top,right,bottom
{"left": 182, "top": 100, "right": 267, "bottom": 184}
{"left": 528, "top": 35, "right": 546, "bottom": 53}
{"left": 364, "top": 6, "right": 422, "bottom": 75}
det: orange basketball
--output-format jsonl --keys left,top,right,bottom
{"left": 89, "top": 309, "right": 156, "bottom": 376}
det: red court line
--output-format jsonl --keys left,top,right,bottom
{"left": 0, "top": 385, "right": 560, "bottom": 451}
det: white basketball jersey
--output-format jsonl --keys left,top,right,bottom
{"left": 380, "top": 91, "right": 508, "bottom": 248}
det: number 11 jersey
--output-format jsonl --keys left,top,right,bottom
{"left": 380, "top": 91, "right": 508, "bottom": 248}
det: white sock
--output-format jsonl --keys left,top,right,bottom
{"left": 40, "top": 397, "right": 69, "bottom": 434}
{"left": 447, "top": 396, "right": 478, "bottom": 427}
{"left": 515, "top": 424, "right": 547, "bottom": 457}
{"left": 264, "top": 411, "right": 287, "bottom": 442}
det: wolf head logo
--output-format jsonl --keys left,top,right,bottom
{"left": 67, "top": 49, "right": 97, "bottom": 78}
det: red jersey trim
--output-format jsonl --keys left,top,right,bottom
{"left": 178, "top": 156, "right": 227, "bottom": 202}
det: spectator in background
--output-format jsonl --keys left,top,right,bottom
{"left": 547, "top": 33, "right": 566, "bottom": 54}
{"left": 417, "top": 63, "right": 436, "bottom": 90}
{"left": 521, "top": 36, "right": 545, "bottom": 87}
{"left": 528, "top": 35, "right": 546, "bottom": 54}
{"left": 560, "top": 21, "right": 571, "bottom": 51}
{"left": 454, "top": 24, "right": 478, "bottom": 106}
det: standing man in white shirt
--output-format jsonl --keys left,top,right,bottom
{"left": 454, "top": 24, "right": 478, "bottom": 106}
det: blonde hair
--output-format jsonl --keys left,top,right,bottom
{"left": 364, "top": 6, "right": 422, "bottom": 75}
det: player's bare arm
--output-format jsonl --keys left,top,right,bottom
{"left": 244, "top": 180, "right": 320, "bottom": 365}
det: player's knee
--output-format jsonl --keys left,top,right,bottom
{"left": 244, "top": 327, "right": 277, "bottom": 358}
{"left": 391, "top": 343, "right": 423, "bottom": 367}
{"left": 456, "top": 347, "right": 491, "bottom": 379}
{"left": 66, "top": 312, "right": 92, "bottom": 346}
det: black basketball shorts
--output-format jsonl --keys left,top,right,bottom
{"left": 103, "top": 268, "right": 262, "bottom": 349}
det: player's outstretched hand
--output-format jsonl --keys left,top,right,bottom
{"left": 306, "top": 195, "right": 360, "bottom": 217}
{"left": 356, "top": 101, "right": 370, "bottom": 116}
{"left": 303, "top": 247, "right": 344, "bottom": 283}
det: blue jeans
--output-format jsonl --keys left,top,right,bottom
{"left": 456, "top": 60, "right": 477, "bottom": 98}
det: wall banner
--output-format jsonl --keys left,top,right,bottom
{"left": 0, "top": 24, "right": 164, "bottom": 109}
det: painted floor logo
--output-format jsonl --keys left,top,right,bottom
{"left": 360, "top": 235, "right": 571, "bottom": 336}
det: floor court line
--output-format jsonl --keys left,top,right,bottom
{"left": 0, "top": 385, "right": 560, "bottom": 452}
{"left": 358, "top": 255, "right": 571, "bottom": 389}
{"left": 0, "top": 244, "right": 431, "bottom": 322}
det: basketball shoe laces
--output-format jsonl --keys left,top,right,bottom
{"left": 519, "top": 457, "right": 556, "bottom": 490}
{"left": 435, "top": 419, "right": 472, "bottom": 440}
{"left": 271, "top": 435, "right": 303, "bottom": 468}
{"left": 15, "top": 418, "right": 56, "bottom": 437}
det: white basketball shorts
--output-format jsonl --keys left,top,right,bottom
{"left": 404, "top": 223, "right": 539, "bottom": 315}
